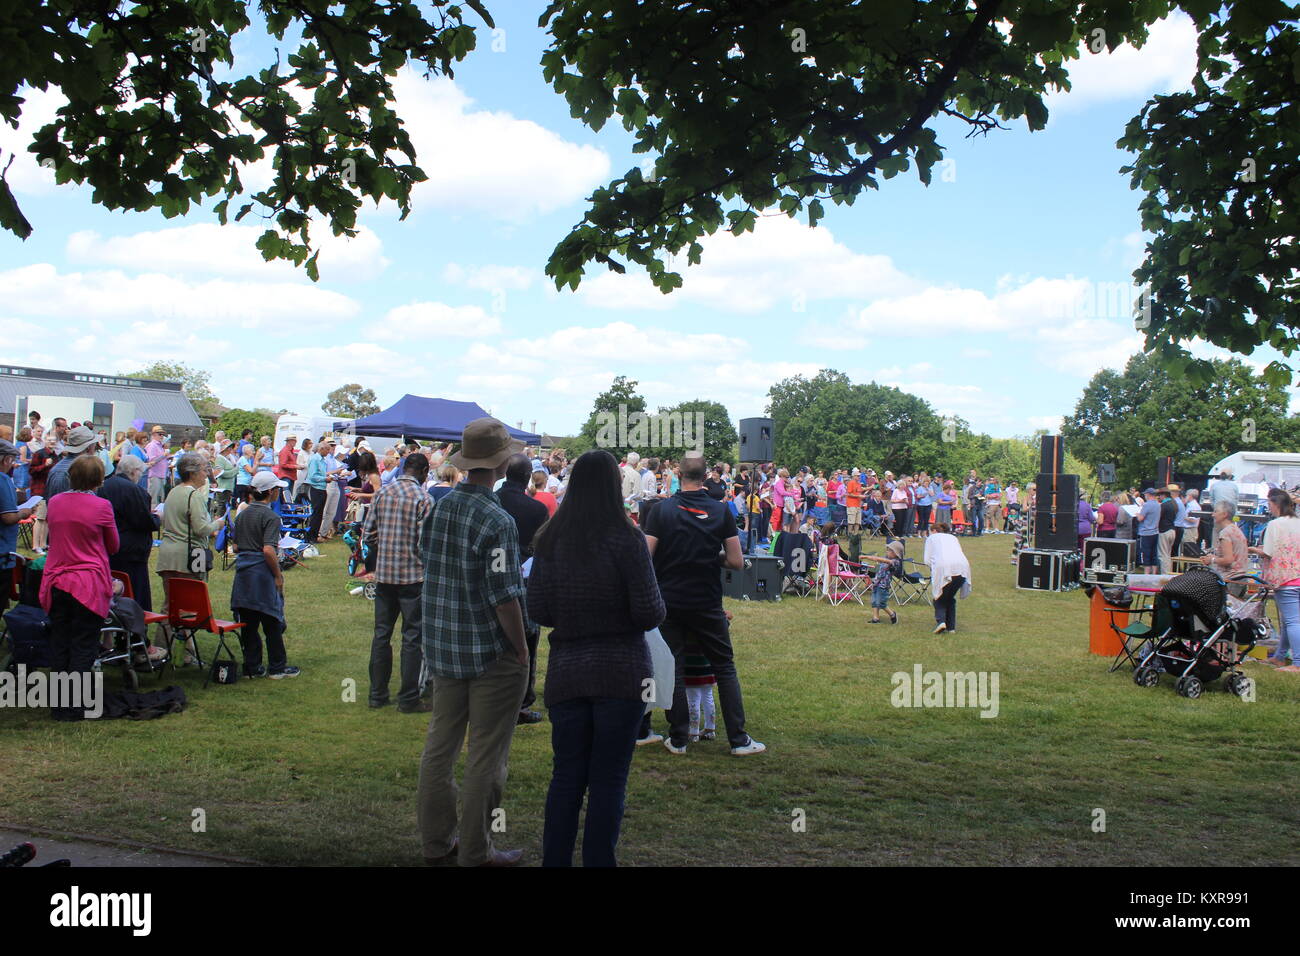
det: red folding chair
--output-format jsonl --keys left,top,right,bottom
{"left": 165, "top": 577, "right": 245, "bottom": 686}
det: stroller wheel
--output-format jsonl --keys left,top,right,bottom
{"left": 1175, "top": 675, "right": 1203, "bottom": 699}
{"left": 364, "top": 581, "right": 377, "bottom": 601}
{"left": 1133, "top": 666, "right": 1160, "bottom": 688}
{"left": 1225, "top": 672, "right": 1254, "bottom": 699}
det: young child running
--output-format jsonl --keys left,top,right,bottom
{"left": 868, "top": 539, "right": 904, "bottom": 624}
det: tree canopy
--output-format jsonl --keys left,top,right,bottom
{"left": 1061, "top": 351, "right": 1300, "bottom": 486}
{"left": 125, "top": 359, "right": 222, "bottom": 417}
{"left": 322, "top": 383, "right": 379, "bottom": 419}
{"left": 210, "top": 406, "right": 274, "bottom": 443}
{"left": 1, "top": 0, "right": 491, "bottom": 278}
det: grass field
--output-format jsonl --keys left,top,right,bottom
{"left": 3, "top": 532, "right": 1298, "bottom": 866}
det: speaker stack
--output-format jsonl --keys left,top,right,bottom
{"left": 721, "top": 555, "right": 784, "bottom": 601}
{"left": 1019, "top": 435, "right": 1083, "bottom": 591}
{"left": 738, "top": 417, "right": 774, "bottom": 463}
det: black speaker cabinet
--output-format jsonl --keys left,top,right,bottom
{"left": 1040, "top": 435, "right": 1064, "bottom": 476}
{"left": 738, "top": 417, "right": 774, "bottom": 463}
{"left": 1035, "top": 473, "right": 1079, "bottom": 511}
{"left": 1033, "top": 510, "right": 1078, "bottom": 551}
{"left": 1018, "top": 549, "right": 1069, "bottom": 591}
{"left": 721, "top": 555, "right": 784, "bottom": 601}
{"left": 1157, "top": 456, "right": 1174, "bottom": 488}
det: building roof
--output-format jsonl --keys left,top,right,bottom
{"left": 0, "top": 364, "right": 203, "bottom": 428}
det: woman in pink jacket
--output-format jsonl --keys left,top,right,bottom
{"left": 40, "top": 455, "right": 119, "bottom": 721}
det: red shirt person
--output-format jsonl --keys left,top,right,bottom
{"left": 275, "top": 436, "right": 299, "bottom": 482}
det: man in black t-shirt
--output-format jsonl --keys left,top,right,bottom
{"left": 642, "top": 453, "right": 765, "bottom": 756}
{"left": 1157, "top": 485, "right": 1180, "bottom": 574}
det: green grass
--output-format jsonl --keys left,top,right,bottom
{"left": 2, "top": 533, "right": 1298, "bottom": 866}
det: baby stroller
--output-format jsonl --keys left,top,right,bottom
{"left": 341, "top": 522, "right": 376, "bottom": 600}
{"left": 1131, "top": 567, "right": 1262, "bottom": 699}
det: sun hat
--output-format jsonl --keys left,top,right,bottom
{"left": 1165, "top": 483, "right": 1180, "bottom": 493}
{"left": 886, "top": 540, "right": 905, "bottom": 557}
{"left": 251, "top": 471, "right": 289, "bottom": 492}
{"left": 448, "top": 417, "right": 523, "bottom": 470}
{"left": 1143, "top": 487, "right": 1156, "bottom": 495}
{"left": 63, "top": 425, "right": 98, "bottom": 454}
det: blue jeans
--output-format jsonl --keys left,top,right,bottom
{"left": 1274, "top": 587, "right": 1299, "bottom": 662}
{"left": 543, "top": 697, "right": 644, "bottom": 867}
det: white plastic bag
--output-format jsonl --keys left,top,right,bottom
{"left": 643, "top": 627, "right": 675, "bottom": 710}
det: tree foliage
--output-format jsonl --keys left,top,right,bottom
{"left": 1121, "top": 0, "right": 1299, "bottom": 385}
{"left": 210, "top": 406, "right": 274, "bottom": 443}
{"left": 322, "top": 383, "right": 379, "bottom": 419}
{"left": 570, "top": 375, "right": 647, "bottom": 458}
{"left": 0, "top": 0, "right": 491, "bottom": 276}
{"left": 1061, "top": 351, "right": 1300, "bottom": 487}
{"left": 125, "top": 359, "right": 221, "bottom": 417}
{"left": 539, "top": 0, "right": 1164, "bottom": 292}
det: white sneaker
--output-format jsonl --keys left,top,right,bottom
{"left": 635, "top": 732, "right": 663, "bottom": 747}
{"left": 663, "top": 737, "right": 688, "bottom": 755}
{"left": 730, "top": 737, "right": 767, "bottom": 756}
{"left": 934, "top": 623, "right": 947, "bottom": 634}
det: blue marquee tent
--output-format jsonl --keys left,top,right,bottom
{"left": 337, "top": 394, "right": 540, "bottom": 444}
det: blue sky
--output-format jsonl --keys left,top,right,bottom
{"left": 0, "top": 6, "right": 1259, "bottom": 439}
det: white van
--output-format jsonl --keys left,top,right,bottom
{"left": 1208, "top": 451, "right": 1300, "bottom": 497}
{"left": 273, "top": 414, "right": 394, "bottom": 455}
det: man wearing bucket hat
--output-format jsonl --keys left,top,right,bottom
{"left": 42, "top": 425, "right": 100, "bottom": 502}
{"left": 417, "top": 417, "right": 530, "bottom": 867}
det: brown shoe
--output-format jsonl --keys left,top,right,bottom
{"left": 423, "top": 841, "right": 458, "bottom": 866}
{"left": 399, "top": 700, "right": 434, "bottom": 714}
{"left": 477, "top": 848, "right": 523, "bottom": 868}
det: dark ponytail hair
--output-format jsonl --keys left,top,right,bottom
{"left": 532, "top": 450, "right": 637, "bottom": 559}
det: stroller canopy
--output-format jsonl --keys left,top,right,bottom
{"left": 1157, "top": 567, "right": 1227, "bottom": 628}
{"left": 338, "top": 395, "right": 540, "bottom": 444}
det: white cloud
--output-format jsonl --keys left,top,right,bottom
{"left": 66, "top": 222, "right": 389, "bottom": 282}
{"left": 0, "top": 86, "right": 65, "bottom": 195}
{"left": 443, "top": 263, "right": 536, "bottom": 291}
{"left": 374, "top": 301, "right": 502, "bottom": 339}
{"left": 1048, "top": 13, "right": 1199, "bottom": 113}
{"left": 0, "top": 263, "right": 360, "bottom": 328}
{"left": 579, "top": 214, "right": 918, "bottom": 313}
{"left": 506, "top": 321, "right": 745, "bottom": 363}
{"left": 392, "top": 73, "right": 610, "bottom": 221}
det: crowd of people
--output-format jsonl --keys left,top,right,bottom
{"left": 9, "top": 406, "right": 1300, "bottom": 868}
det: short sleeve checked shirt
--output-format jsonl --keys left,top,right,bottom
{"left": 363, "top": 474, "right": 430, "bottom": 585}
{"left": 420, "top": 482, "right": 525, "bottom": 678}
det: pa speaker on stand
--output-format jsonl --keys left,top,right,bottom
{"left": 739, "top": 417, "right": 774, "bottom": 463}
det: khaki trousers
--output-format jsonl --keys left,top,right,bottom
{"left": 417, "top": 654, "right": 528, "bottom": 866}
{"left": 1158, "top": 528, "right": 1177, "bottom": 574}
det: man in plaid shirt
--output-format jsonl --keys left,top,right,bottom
{"left": 364, "top": 453, "right": 432, "bottom": 712}
{"left": 417, "top": 418, "right": 529, "bottom": 868}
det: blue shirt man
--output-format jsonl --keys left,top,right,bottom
{"left": 1138, "top": 495, "right": 1162, "bottom": 536}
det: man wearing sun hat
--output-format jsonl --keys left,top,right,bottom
{"left": 42, "top": 425, "right": 100, "bottom": 501}
{"left": 417, "top": 417, "right": 530, "bottom": 867}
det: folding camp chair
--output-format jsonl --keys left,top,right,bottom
{"left": 17, "top": 518, "right": 33, "bottom": 551}
{"left": 818, "top": 543, "right": 872, "bottom": 605}
{"left": 165, "top": 577, "right": 245, "bottom": 687}
{"left": 891, "top": 559, "right": 932, "bottom": 607}
{"left": 775, "top": 531, "right": 816, "bottom": 596}
{"left": 1106, "top": 594, "right": 1173, "bottom": 673}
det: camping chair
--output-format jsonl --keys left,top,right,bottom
{"left": 17, "top": 517, "right": 33, "bottom": 551}
{"left": 819, "top": 542, "right": 872, "bottom": 605}
{"left": 891, "top": 559, "right": 932, "bottom": 607}
{"left": 1105, "top": 593, "right": 1173, "bottom": 673}
{"left": 951, "top": 508, "right": 971, "bottom": 535}
{"left": 165, "top": 577, "right": 245, "bottom": 687}
{"left": 775, "top": 531, "right": 816, "bottom": 597}
{"left": 862, "top": 510, "right": 885, "bottom": 539}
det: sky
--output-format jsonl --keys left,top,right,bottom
{"left": 0, "top": 6, "right": 1271, "bottom": 439}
